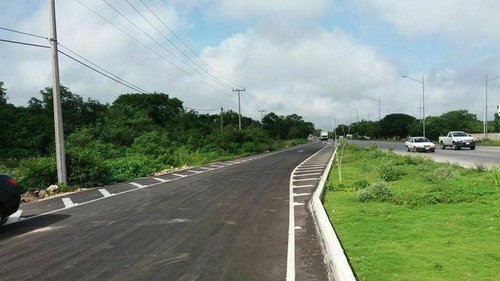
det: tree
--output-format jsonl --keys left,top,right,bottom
{"left": 438, "top": 110, "right": 481, "bottom": 134}
{"left": 380, "top": 113, "right": 416, "bottom": 139}
{"left": 0, "top": 81, "right": 7, "bottom": 105}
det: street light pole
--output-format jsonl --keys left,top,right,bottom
{"left": 365, "top": 96, "right": 381, "bottom": 139}
{"left": 403, "top": 75, "right": 425, "bottom": 137}
{"left": 485, "top": 74, "right": 500, "bottom": 139}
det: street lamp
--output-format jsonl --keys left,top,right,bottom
{"left": 365, "top": 96, "right": 381, "bottom": 139}
{"left": 403, "top": 75, "right": 425, "bottom": 137}
{"left": 485, "top": 74, "right": 500, "bottom": 139}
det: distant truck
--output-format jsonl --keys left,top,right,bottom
{"left": 438, "top": 131, "right": 476, "bottom": 150}
{"left": 320, "top": 131, "right": 328, "bottom": 141}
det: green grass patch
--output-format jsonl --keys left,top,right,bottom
{"left": 324, "top": 144, "right": 500, "bottom": 280}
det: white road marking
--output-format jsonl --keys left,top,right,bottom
{"left": 62, "top": 197, "right": 75, "bottom": 208}
{"left": 287, "top": 144, "right": 330, "bottom": 281}
{"left": 98, "top": 189, "right": 113, "bottom": 197}
{"left": 198, "top": 167, "right": 213, "bottom": 170}
{"left": 298, "top": 150, "right": 304, "bottom": 152}
{"left": 293, "top": 178, "right": 321, "bottom": 182}
{"left": 153, "top": 177, "right": 168, "bottom": 182}
{"left": 5, "top": 210, "right": 22, "bottom": 224}
{"left": 293, "top": 193, "right": 311, "bottom": 197}
{"left": 294, "top": 202, "right": 305, "bottom": 206}
{"left": 295, "top": 173, "right": 323, "bottom": 177}
{"left": 298, "top": 167, "right": 324, "bottom": 171}
{"left": 293, "top": 184, "right": 314, "bottom": 189}
{"left": 130, "top": 182, "right": 145, "bottom": 188}
{"left": 188, "top": 170, "right": 202, "bottom": 174}
{"left": 172, "top": 173, "right": 187, "bottom": 178}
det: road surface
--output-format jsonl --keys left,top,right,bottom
{"left": 0, "top": 142, "right": 334, "bottom": 281}
{"left": 351, "top": 140, "right": 500, "bottom": 168}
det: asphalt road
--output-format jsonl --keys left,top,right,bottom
{"left": 351, "top": 140, "right": 500, "bottom": 168}
{"left": 0, "top": 142, "right": 333, "bottom": 281}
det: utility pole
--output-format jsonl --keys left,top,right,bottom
{"left": 232, "top": 88, "right": 245, "bottom": 130}
{"left": 220, "top": 107, "right": 223, "bottom": 134}
{"left": 258, "top": 109, "right": 266, "bottom": 130}
{"left": 49, "top": 0, "right": 67, "bottom": 184}
{"left": 377, "top": 96, "right": 381, "bottom": 140}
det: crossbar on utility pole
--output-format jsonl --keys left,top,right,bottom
{"left": 49, "top": 0, "right": 67, "bottom": 184}
{"left": 233, "top": 88, "right": 245, "bottom": 130}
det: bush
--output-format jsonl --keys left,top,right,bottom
{"left": 489, "top": 166, "right": 500, "bottom": 189}
{"left": 17, "top": 157, "right": 57, "bottom": 192}
{"left": 432, "top": 166, "right": 459, "bottom": 182}
{"left": 105, "top": 155, "right": 156, "bottom": 182}
{"left": 354, "top": 180, "right": 370, "bottom": 190}
{"left": 67, "top": 148, "right": 111, "bottom": 188}
{"left": 358, "top": 181, "right": 394, "bottom": 202}
{"left": 378, "top": 163, "right": 405, "bottom": 181}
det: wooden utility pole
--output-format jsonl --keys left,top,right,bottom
{"left": 232, "top": 88, "right": 245, "bottom": 130}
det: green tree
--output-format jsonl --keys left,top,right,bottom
{"left": 0, "top": 81, "right": 7, "bottom": 105}
{"left": 380, "top": 113, "right": 416, "bottom": 139}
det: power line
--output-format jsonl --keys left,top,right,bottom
{"left": 59, "top": 50, "right": 149, "bottom": 93}
{"left": 76, "top": 0, "right": 230, "bottom": 96}
{"left": 58, "top": 43, "right": 149, "bottom": 93}
{"left": 1, "top": 35, "right": 150, "bottom": 94}
{"left": 0, "top": 38, "right": 50, "bottom": 49}
{"left": 126, "top": 0, "right": 224, "bottom": 86}
{"left": 102, "top": 0, "right": 227, "bottom": 88}
{"left": 138, "top": 0, "right": 243, "bottom": 89}
{"left": 0, "top": 26, "right": 49, "bottom": 40}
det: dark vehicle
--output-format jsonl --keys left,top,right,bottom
{"left": 0, "top": 174, "right": 21, "bottom": 226}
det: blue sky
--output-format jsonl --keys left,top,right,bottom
{"left": 2, "top": 0, "right": 500, "bottom": 131}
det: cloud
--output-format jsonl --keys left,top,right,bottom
{"left": 357, "top": 0, "right": 500, "bottom": 42}
{"left": 201, "top": 22, "right": 398, "bottom": 125}
{"left": 207, "top": 0, "right": 333, "bottom": 20}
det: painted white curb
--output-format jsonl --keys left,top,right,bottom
{"left": 309, "top": 144, "right": 356, "bottom": 281}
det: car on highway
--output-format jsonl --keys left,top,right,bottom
{"left": 438, "top": 131, "right": 476, "bottom": 150}
{"left": 0, "top": 174, "right": 21, "bottom": 226}
{"left": 405, "top": 137, "right": 436, "bottom": 152}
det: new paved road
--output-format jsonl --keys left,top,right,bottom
{"left": 0, "top": 142, "right": 333, "bottom": 281}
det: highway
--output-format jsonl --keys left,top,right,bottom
{"left": 351, "top": 140, "right": 500, "bottom": 168}
{"left": 0, "top": 143, "right": 334, "bottom": 281}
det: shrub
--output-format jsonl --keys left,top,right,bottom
{"left": 67, "top": 148, "right": 111, "bottom": 188}
{"left": 433, "top": 166, "right": 459, "bottom": 182}
{"left": 488, "top": 165, "right": 500, "bottom": 189}
{"left": 378, "top": 163, "right": 405, "bottom": 181}
{"left": 358, "top": 181, "right": 393, "bottom": 202}
{"left": 105, "top": 155, "right": 155, "bottom": 182}
{"left": 474, "top": 163, "right": 488, "bottom": 172}
{"left": 353, "top": 180, "right": 370, "bottom": 190}
{"left": 17, "top": 157, "right": 57, "bottom": 192}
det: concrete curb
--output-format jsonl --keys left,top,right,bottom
{"left": 309, "top": 144, "right": 356, "bottom": 281}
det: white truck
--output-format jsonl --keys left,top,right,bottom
{"left": 320, "top": 131, "right": 328, "bottom": 141}
{"left": 438, "top": 131, "right": 476, "bottom": 150}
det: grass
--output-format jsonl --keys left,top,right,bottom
{"left": 324, "top": 144, "right": 500, "bottom": 281}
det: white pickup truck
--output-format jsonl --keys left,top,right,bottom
{"left": 438, "top": 131, "right": 476, "bottom": 150}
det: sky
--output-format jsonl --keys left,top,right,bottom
{"left": 2, "top": 0, "right": 500, "bottom": 131}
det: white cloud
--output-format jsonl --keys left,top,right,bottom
{"left": 207, "top": 0, "right": 333, "bottom": 20}
{"left": 358, "top": 0, "right": 500, "bottom": 42}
